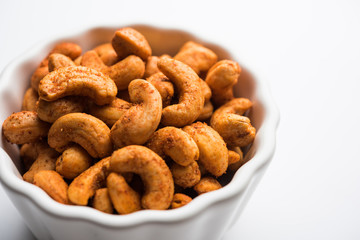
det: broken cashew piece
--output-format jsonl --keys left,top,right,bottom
{"left": 2, "top": 111, "right": 50, "bottom": 145}
{"left": 210, "top": 98, "right": 256, "bottom": 147}
{"left": 146, "top": 126, "right": 199, "bottom": 167}
{"left": 183, "top": 122, "right": 228, "bottom": 177}
{"left": 194, "top": 176, "right": 222, "bottom": 195}
{"left": 68, "top": 157, "right": 110, "bottom": 205}
{"left": 107, "top": 172, "right": 141, "bottom": 214}
{"left": 38, "top": 66, "right": 117, "bottom": 105}
{"left": 110, "top": 145, "right": 174, "bottom": 210}
{"left": 33, "top": 170, "right": 69, "bottom": 204}
{"left": 205, "top": 60, "right": 241, "bottom": 106}
{"left": 48, "top": 113, "right": 113, "bottom": 158}
{"left": 171, "top": 193, "right": 192, "bottom": 209}
{"left": 158, "top": 58, "right": 204, "bottom": 127}
{"left": 110, "top": 79, "right": 162, "bottom": 149}
{"left": 228, "top": 146, "right": 246, "bottom": 171}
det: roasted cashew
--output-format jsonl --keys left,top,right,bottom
{"left": 2, "top": 111, "right": 50, "bottom": 145}
{"left": 171, "top": 193, "right": 192, "bottom": 209}
{"left": 36, "top": 96, "right": 85, "bottom": 123}
{"left": 158, "top": 58, "right": 204, "bottom": 127}
{"left": 23, "top": 141, "right": 59, "bottom": 183}
{"left": 110, "top": 79, "right": 162, "bottom": 149}
{"left": 228, "top": 146, "right": 246, "bottom": 171}
{"left": 112, "top": 27, "right": 152, "bottom": 61}
{"left": 31, "top": 42, "right": 82, "bottom": 91}
{"left": 56, "top": 145, "right": 92, "bottom": 179}
{"left": 93, "top": 188, "right": 114, "bottom": 214}
{"left": 48, "top": 53, "right": 75, "bottom": 72}
{"left": 20, "top": 143, "right": 38, "bottom": 170}
{"left": 183, "top": 122, "right": 228, "bottom": 177}
{"left": 194, "top": 176, "right": 222, "bottom": 195}
{"left": 110, "top": 145, "right": 174, "bottom": 210}
{"left": 38, "top": 66, "right": 117, "bottom": 105}
{"left": 93, "top": 43, "right": 118, "bottom": 66}
{"left": 48, "top": 113, "right": 113, "bottom": 158}
{"left": 205, "top": 60, "right": 241, "bottom": 106}
{"left": 107, "top": 172, "right": 141, "bottom": 214}
{"left": 197, "top": 80, "right": 213, "bottom": 121}
{"left": 174, "top": 41, "right": 217, "bottom": 75}
{"left": 146, "top": 126, "right": 199, "bottom": 167}
{"left": 33, "top": 170, "right": 69, "bottom": 204}
{"left": 68, "top": 157, "right": 110, "bottom": 205}
{"left": 171, "top": 161, "right": 201, "bottom": 188}
{"left": 210, "top": 98, "right": 256, "bottom": 147}
{"left": 81, "top": 51, "right": 145, "bottom": 91}
{"left": 144, "top": 55, "right": 171, "bottom": 78}
{"left": 146, "top": 72, "right": 174, "bottom": 107}
{"left": 88, "top": 97, "right": 131, "bottom": 127}
{"left": 21, "top": 88, "right": 38, "bottom": 111}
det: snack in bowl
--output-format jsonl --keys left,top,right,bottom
{"left": 0, "top": 25, "right": 279, "bottom": 240}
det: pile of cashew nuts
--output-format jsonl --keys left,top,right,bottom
{"left": 2, "top": 27, "right": 256, "bottom": 214}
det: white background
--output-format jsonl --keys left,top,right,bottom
{"left": 1, "top": 0, "right": 360, "bottom": 239}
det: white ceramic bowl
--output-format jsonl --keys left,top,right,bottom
{"left": 0, "top": 24, "right": 279, "bottom": 240}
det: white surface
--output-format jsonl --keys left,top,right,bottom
{"left": 0, "top": 0, "right": 359, "bottom": 239}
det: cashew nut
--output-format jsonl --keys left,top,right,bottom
{"left": 146, "top": 126, "right": 199, "bottom": 167}
{"left": 38, "top": 66, "right": 117, "bottom": 105}
{"left": 205, "top": 60, "right": 241, "bottom": 106}
{"left": 36, "top": 96, "right": 85, "bottom": 123}
{"left": 68, "top": 157, "right": 110, "bottom": 205}
{"left": 2, "top": 111, "right": 50, "bottom": 145}
{"left": 183, "top": 122, "right": 228, "bottom": 177}
{"left": 144, "top": 55, "right": 171, "bottom": 78}
{"left": 171, "top": 161, "right": 201, "bottom": 188}
{"left": 110, "top": 145, "right": 174, "bottom": 210}
{"left": 197, "top": 79, "right": 213, "bottom": 121}
{"left": 93, "top": 43, "right": 118, "bottom": 66}
{"left": 48, "top": 53, "right": 75, "bottom": 72}
{"left": 112, "top": 27, "right": 152, "bottom": 61}
{"left": 146, "top": 72, "right": 174, "bottom": 107}
{"left": 22, "top": 88, "right": 38, "bottom": 111}
{"left": 174, "top": 41, "right": 217, "bottom": 75}
{"left": 210, "top": 98, "right": 256, "bottom": 147}
{"left": 93, "top": 188, "right": 114, "bottom": 214}
{"left": 110, "top": 79, "right": 162, "bottom": 149}
{"left": 33, "top": 170, "right": 69, "bottom": 204}
{"left": 88, "top": 97, "right": 131, "bottom": 127}
{"left": 194, "top": 176, "right": 222, "bottom": 195}
{"left": 20, "top": 142, "right": 38, "bottom": 171}
{"left": 55, "top": 145, "right": 92, "bottom": 179}
{"left": 228, "top": 146, "right": 246, "bottom": 171}
{"left": 158, "top": 58, "right": 204, "bottom": 127}
{"left": 48, "top": 113, "right": 113, "bottom": 158}
{"left": 171, "top": 193, "right": 192, "bottom": 209}
{"left": 107, "top": 172, "right": 141, "bottom": 214}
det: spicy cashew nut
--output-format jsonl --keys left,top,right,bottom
{"left": 146, "top": 72, "right": 174, "bottom": 107}
{"left": 93, "top": 188, "right": 114, "bottom": 214}
{"left": 110, "top": 79, "right": 162, "bottom": 149}
{"left": 110, "top": 145, "right": 174, "bottom": 210}
{"left": 194, "top": 176, "right": 222, "bottom": 195}
{"left": 22, "top": 88, "right": 38, "bottom": 111}
{"left": 48, "top": 113, "right": 113, "bottom": 158}
{"left": 171, "top": 161, "right": 201, "bottom": 188}
{"left": 171, "top": 193, "right": 192, "bottom": 209}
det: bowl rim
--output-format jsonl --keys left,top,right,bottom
{"left": 0, "top": 23, "right": 280, "bottom": 228}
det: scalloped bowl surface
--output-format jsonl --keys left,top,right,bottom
{"left": 0, "top": 24, "right": 279, "bottom": 240}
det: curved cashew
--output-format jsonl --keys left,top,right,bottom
{"left": 174, "top": 41, "right": 217, "bottom": 75}
{"left": 55, "top": 145, "right": 92, "bottom": 179}
{"left": 158, "top": 58, "right": 204, "bottom": 127}
{"left": 81, "top": 51, "right": 145, "bottom": 91}
{"left": 20, "top": 143, "right": 38, "bottom": 170}
{"left": 146, "top": 72, "right": 174, "bottom": 107}
{"left": 183, "top": 122, "right": 228, "bottom": 177}
{"left": 22, "top": 88, "right": 38, "bottom": 111}
{"left": 33, "top": 170, "right": 69, "bottom": 204}
{"left": 107, "top": 172, "right": 141, "bottom": 214}
{"left": 171, "top": 193, "right": 192, "bottom": 209}
{"left": 38, "top": 66, "right": 117, "bottom": 105}
{"left": 36, "top": 96, "right": 85, "bottom": 123}
{"left": 93, "top": 43, "right": 118, "bottom": 66}
{"left": 110, "top": 79, "right": 162, "bottom": 149}
{"left": 2, "top": 111, "right": 50, "bottom": 145}
{"left": 112, "top": 27, "right": 152, "bottom": 61}
{"left": 48, "top": 113, "right": 113, "bottom": 158}
{"left": 197, "top": 79, "right": 213, "bottom": 121}
{"left": 31, "top": 42, "right": 82, "bottom": 91}
{"left": 144, "top": 55, "right": 171, "bottom": 78}
{"left": 194, "top": 176, "right": 222, "bottom": 195}
{"left": 210, "top": 98, "right": 256, "bottom": 147}
{"left": 146, "top": 126, "right": 199, "bottom": 167}
{"left": 93, "top": 188, "right": 114, "bottom": 214}
{"left": 110, "top": 145, "right": 174, "bottom": 210}
{"left": 205, "top": 60, "right": 241, "bottom": 106}
{"left": 48, "top": 53, "right": 75, "bottom": 72}
{"left": 228, "top": 146, "right": 246, "bottom": 171}
{"left": 171, "top": 161, "right": 201, "bottom": 188}
{"left": 88, "top": 97, "right": 131, "bottom": 127}
{"left": 68, "top": 157, "right": 110, "bottom": 205}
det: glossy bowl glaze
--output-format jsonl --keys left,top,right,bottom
{"left": 0, "top": 24, "right": 279, "bottom": 240}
